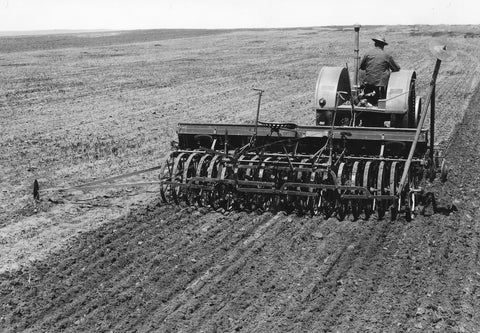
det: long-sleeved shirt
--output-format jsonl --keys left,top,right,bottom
{"left": 359, "top": 48, "right": 400, "bottom": 86}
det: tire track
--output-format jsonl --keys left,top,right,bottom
{"left": 0, "top": 206, "right": 270, "bottom": 332}
{"left": 145, "top": 212, "right": 287, "bottom": 332}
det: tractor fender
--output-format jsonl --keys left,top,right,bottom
{"left": 387, "top": 70, "right": 416, "bottom": 128}
{"left": 386, "top": 70, "right": 416, "bottom": 113}
{"left": 314, "top": 66, "right": 351, "bottom": 109}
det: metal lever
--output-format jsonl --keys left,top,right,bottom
{"left": 252, "top": 88, "right": 264, "bottom": 140}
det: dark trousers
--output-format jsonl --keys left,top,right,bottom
{"left": 364, "top": 84, "right": 386, "bottom": 105}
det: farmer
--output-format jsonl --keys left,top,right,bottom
{"left": 359, "top": 36, "right": 400, "bottom": 105}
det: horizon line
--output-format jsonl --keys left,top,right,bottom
{"left": 0, "top": 23, "right": 478, "bottom": 37}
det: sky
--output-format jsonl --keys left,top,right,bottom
{"left": 0, "top": 0, "right": 478, "bottom": 32}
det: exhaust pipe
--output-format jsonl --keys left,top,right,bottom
{"left": 353, "top": 23, "right": 361, "bottom": 89}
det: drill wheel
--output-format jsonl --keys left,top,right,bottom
{"left": 376, "top": 161, "right": 387, "bottom": 220}
{"left": 159, "top": 152, "right": 176, "bottom": 203}
{"left": 350, "top": 161, "right": 363, "bottom": 221}
{"left": 182, "top": 152, "right": 201, "bottom": 205}
{"left": 362, "top": 161, "right": 374, "bottom": 220}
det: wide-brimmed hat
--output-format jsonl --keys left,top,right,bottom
{"left": 372, "top": 36, "right": 388, "bottom": 45}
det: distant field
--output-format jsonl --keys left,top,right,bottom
{"left": 0, "top": 29, "right": 230, "bottom": 53}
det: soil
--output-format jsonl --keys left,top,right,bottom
{"left": 1, "top": 26, "right": 480, "bottom": 332}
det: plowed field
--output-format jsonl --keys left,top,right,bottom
{"left": 1, "top": 26, "right": 480, "bottom": 332}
